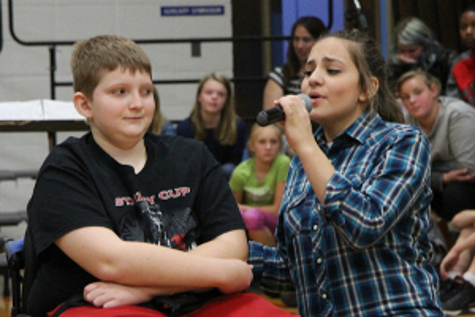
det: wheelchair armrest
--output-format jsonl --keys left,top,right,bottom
{"left": 5, "top": 238, "right": 27, "bottom": 317}
{"left": 5, "top": 238, "right": 25, "bottom": 270}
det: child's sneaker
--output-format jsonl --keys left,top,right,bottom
{"left": 438, "top": 278, "right": 457, "bottom": 302}
{"left": 441, "top": 276, "right": 475, "bottom": 315}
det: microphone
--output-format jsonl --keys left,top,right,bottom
{"left": 256, "top": 93, "right": 312, "bottom": 126}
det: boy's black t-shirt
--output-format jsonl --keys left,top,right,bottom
{"left": 26, "top": 132, "right": 245, "bottom": 316}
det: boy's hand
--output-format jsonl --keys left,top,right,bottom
{"left": 84, "top": 282, "right": 155, "bottom": 308}
{"left": 443, "top": 168, "right": 475, "bottom": 184}
{"left": 217, "top": 259, "right": 253, "bottom": 294}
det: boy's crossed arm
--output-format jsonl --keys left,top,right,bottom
{"left": 56, "top": 226, "right": 252, "bottom": 307}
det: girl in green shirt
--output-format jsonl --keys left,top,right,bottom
{"left": 229, "top": 124, "right": 290, "bottom": 247}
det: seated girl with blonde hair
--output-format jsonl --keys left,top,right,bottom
{"left": 229, "top": 124, "right": 290, "bottom": 247}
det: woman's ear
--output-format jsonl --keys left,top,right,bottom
{"left": 73, "top": 92, "right": 93, "bottom": 120}
{"left": 359, "top": 77, "right": 379, "bottom": 103}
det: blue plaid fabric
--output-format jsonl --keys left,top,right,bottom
{"left": 249, "top": 111, "right": 444, "bottom": 316}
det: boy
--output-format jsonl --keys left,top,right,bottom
{"left": 26, "top": 35, "right": 292, "bottom": 317}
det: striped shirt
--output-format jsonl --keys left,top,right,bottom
{"left": 268, "top": 67, "right": 302, "bottom": 95}
{"left": 248, "top": 111, "right": 443, "bottom": 316}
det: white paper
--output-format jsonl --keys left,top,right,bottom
{"left": 42, "top": 100, "right": 84, "bottom": 120}
{"left": 0, "top": 99, "right": 85, "bottom": 121}
{"left": 0, "top": 100, "right": 43, "bottom": 120}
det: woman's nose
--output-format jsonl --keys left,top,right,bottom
{"left": 308, "top": 70, "right": 322, "bottom": 86}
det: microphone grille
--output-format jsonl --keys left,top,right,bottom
{"left": 256, "top": 111, "right": 269, "bottom": 126}
{"left": 297, "top": 93, "right": 312, "bottom": 112}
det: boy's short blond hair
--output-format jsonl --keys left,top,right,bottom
{"left": 71, "top": 35, "right": 152, "bottom": 99}
{"left": 395, "top": 68, "right": 442, "bottom": 97}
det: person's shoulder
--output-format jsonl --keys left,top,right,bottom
{"left": 378, "top": 120, "right": 425, "bottom": 143}
{"left": 383, "top": 119, "right": 418, "bottom": 132}
{"left": 38, "top": 134, "right": 91, "bottom": 174}
{"left": 232, "top": 158, "right": 254, "bottom": 178}
{"left": 270, "top": 66, "right": 283, "bottom": 75}
{"left": 439, "top": 97, "right": 475, "bottom": 127}
{"left": 267, "top": 66, "right": 285, "bottom": 84}
{"left": 275, "top": 154, "right": 291, "bottom": 165}
{"left": 49, "top": 134, "right": 89, "bottom": 160}
{"left": 235, "top": 157, "right": 253, "bottom": 170}
{"left": 382, "top": 122, "right": 430, "bottom": 154}
{"left": 441, "top": 96, "right": 475, "bottom": 114}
